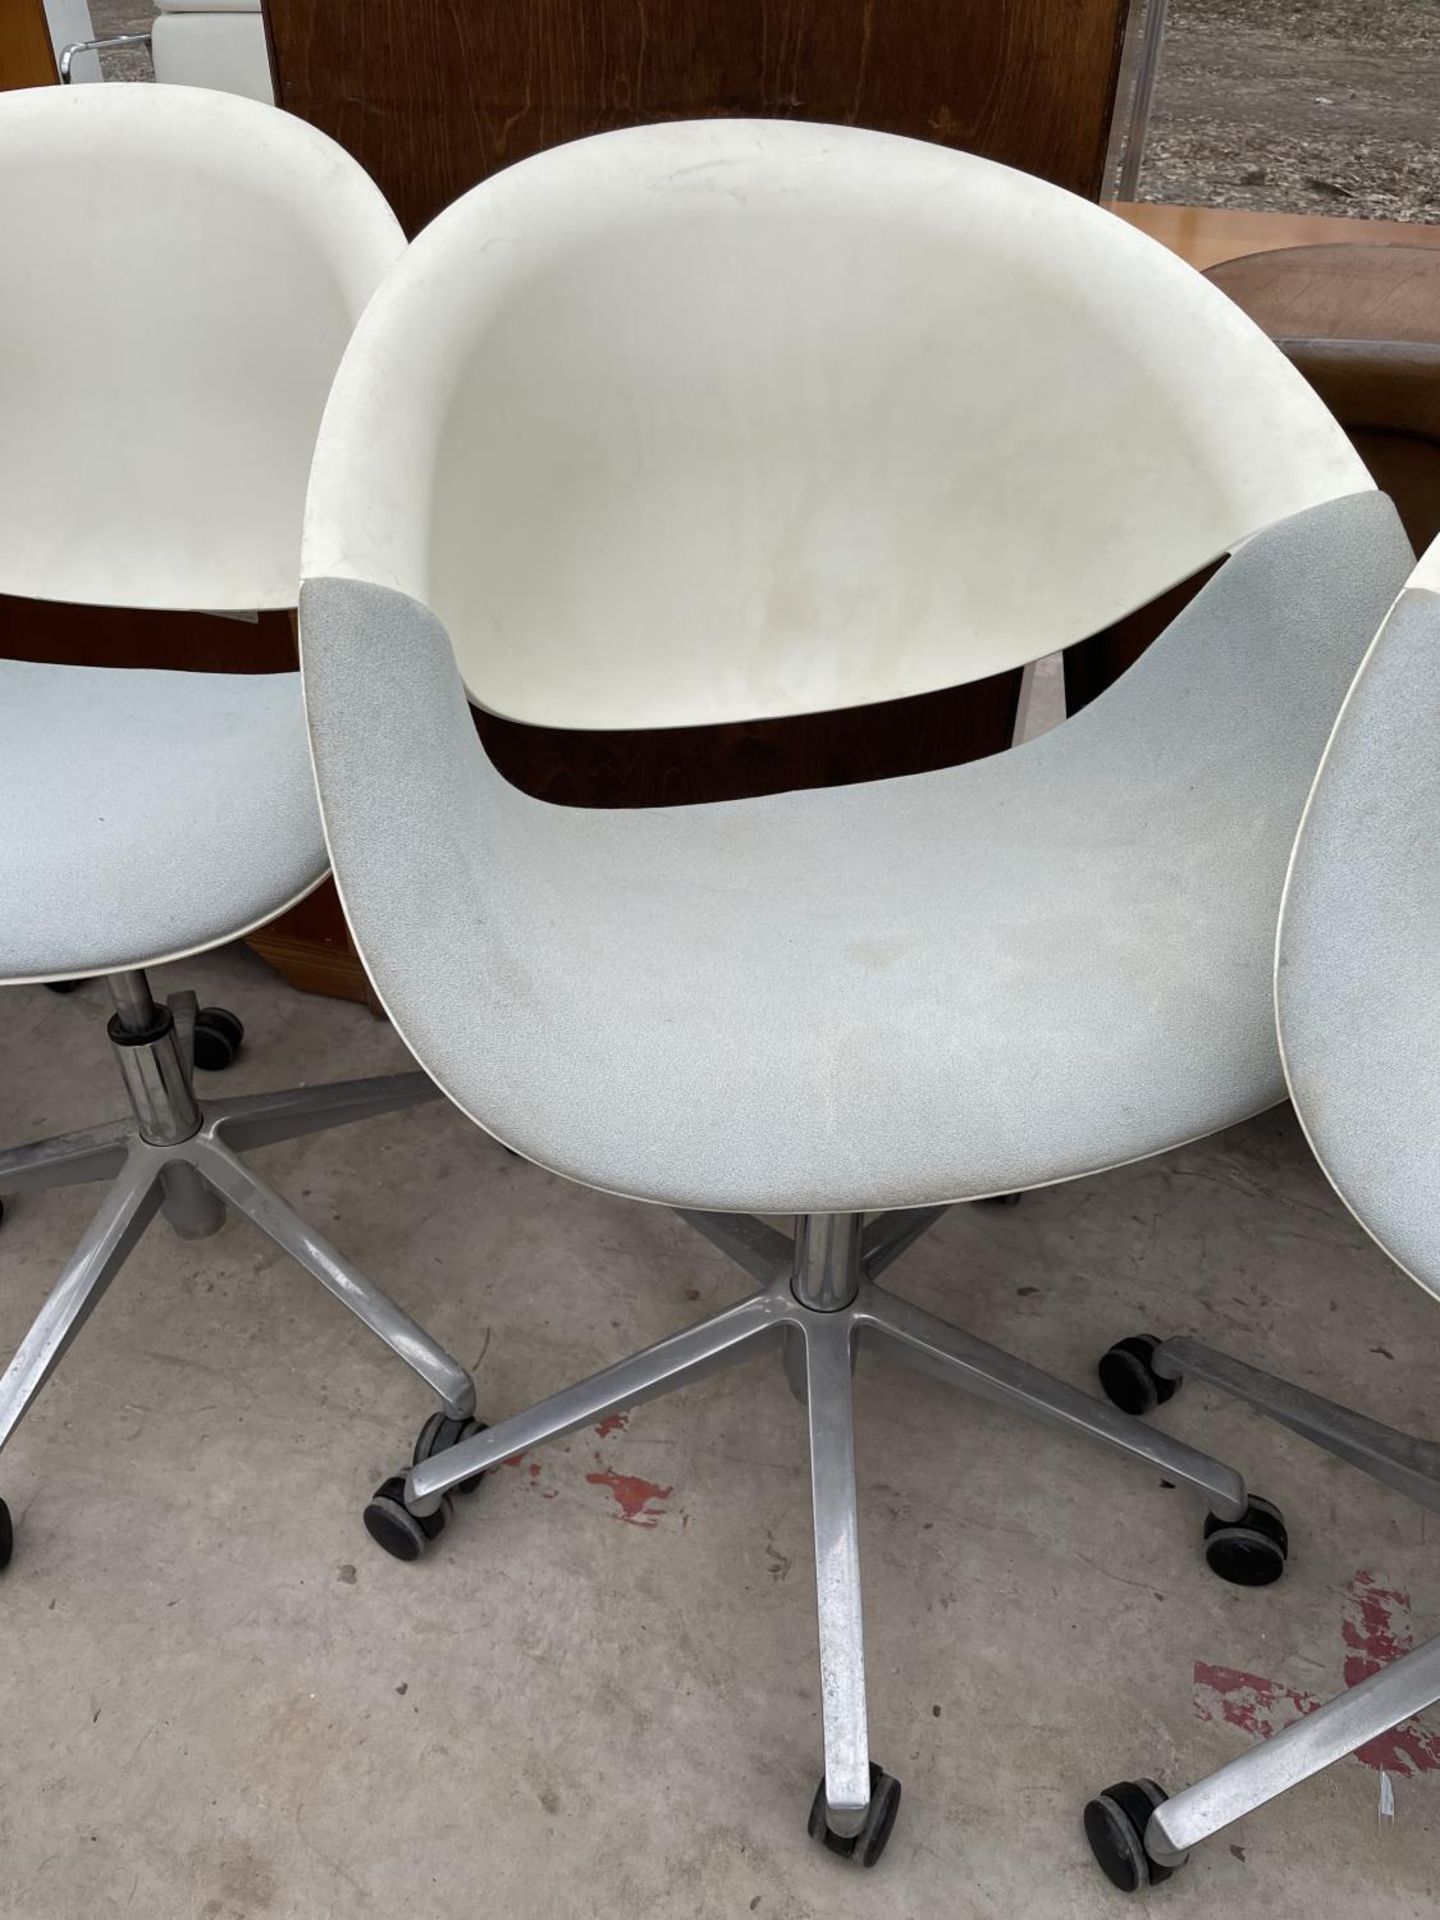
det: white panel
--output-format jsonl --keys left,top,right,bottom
{"left": 151, "top": 14, "right": 273, "bottom": 103}
{"left": 0, "top": 83, "right": 403, "bottom": 612}
{"left": 1412, "top": 533, "right": 1440, "bottom": 594}
{"left": 305, "top": 119, "right": 1369, "bottom": 730}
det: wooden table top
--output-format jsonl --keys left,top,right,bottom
{"left": 1111, "top": 201, "right": 1440, "bottom": 272}
{"left": 1204, "top": 243, "right": 1440, "bottom": 345}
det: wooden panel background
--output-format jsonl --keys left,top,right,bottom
{"left": 266, "top": 0, "right": 1132, "bottom": 238}
{"left": 0, "top": 600, "right": 296, "bottom": 673}
{"left": 0, "top": 0, "right": 57, "bottom": 90}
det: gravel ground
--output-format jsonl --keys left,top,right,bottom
{"left": 86, "top": 0, "right": 1440, "bottom": 222}
{"left": 1138, "top": 0, "right": 1440, "bottom": 220}
{"left": 88, "top": 0, "right": 156, "bottom": 81}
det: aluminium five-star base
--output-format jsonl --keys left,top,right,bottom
{"left": 0, "top": 969, "right": 475, "bottom": 1571}
{"left": 367, "top": 1204, "right": 1273, "bottom": 1867}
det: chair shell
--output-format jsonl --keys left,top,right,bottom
{"left": 1277, "top": 534, "right": 1440, "bottom": 1302}
{"left": 0, "top": 82, "right": 402, "bottom": 614}
{"left": 300, "top": 119, "right": 1407, "bottom": 1215}
{"left": 0, "top": 83, "right": 406, "bottom": 983}
{"left": 304, "top": 117, "right": 1367, "bottom": 731}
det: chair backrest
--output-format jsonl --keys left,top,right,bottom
{"left": 0, "top": 82, "right": 403, "bottom": 613}
{"left": 1276, "top": 537, "right": 1440, "bottom": 1301}
{"left": 303, "top": 117, "right": 1369, "bottom": 731}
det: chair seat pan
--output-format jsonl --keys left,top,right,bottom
{"left": 303, "top": 490, "right": 1411, "bottom": 1214}
{"left": 0, "top": 660, "right": 325, "bottom": 983}
{"left": 1277, "top": 579, "right": 1440, "bottom": 1302}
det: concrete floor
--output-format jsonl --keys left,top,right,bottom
{"left": 0, "top": 946, "right": 1437, "bottom": 1919}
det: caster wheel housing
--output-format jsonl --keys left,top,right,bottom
{"left": 807, "top": 1763, "right": 901, "bottom": 1867}
{"left": 1098, "top": 1335, "right": 1179, "bottom": 1416}
{"left": 1204, "top": 1495, "right": 1288, "bottom": 1586}
{"left": 0, "top": 1496, "right": 11, "bottom": 1572}
{"left": 364, "top": 1409, "right": 490, "bottom": 1562}
{"left": 193, "top": 1006, "right": 244, "bottom": 1072}
{"left": 1084, "top": 1777, "right": 1177, "bottom": 1892}
{"left": 413, "top": 1409, "right": 489, "bottom": 1497}
{"left": 363, "top": 1476, "right": 452, "bottom": 1562}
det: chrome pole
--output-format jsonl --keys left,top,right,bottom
{"left": 58, "top": 33, "right": 152, "bottom": 81}
{"left": 106, "top": 969, "right": 158, "bottom": 1035}
{"left": 1117, "top": 0, "right": 1170, "bottom": 202}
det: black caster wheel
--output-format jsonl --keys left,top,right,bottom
{"left": 1098, "top": 1335, "right": 1179, "bottom": 1417}
{"left": 0, "top": 1496, "right": 11, "bottom": 1573}
{"left": 0, "top": 1197, "right": 6, "bottom": 1229}
{"left": 979, "top": 1191, "right": 1022, "bottom": 1207}
{"left": 1084, "top": 1778, "right": 1176, "bottom": 1892}
{"left": 1204, "top": 1495, "right": 1288, "bottom": 1586}
{"left": 412, "top": 1409, "right": 490, "bottom": 1498}
{"left": 44, "top": 980, "right": 80, "bottom": 994}
{"left": 807, "top": 1764, "right": 901, "bottom": 1868}
{"left": 193, "top": 1006, "right": 244, "bottom": 1072}
{"left": 363, "top": 1475, "right": 453, "bottom": 1562}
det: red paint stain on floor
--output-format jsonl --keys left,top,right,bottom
{"left": 1343, "top": 1573, "right": 1440, "bottom": 1774}
{"left": 1194, "top": 1571, "right": 1440, "bottom": 1777}
{"left": 585, "top": 1467, "right": 674, "bottom": 1527}
{"left": 528, "top": 1462, "right": 542, "bottom": 1479}
{"left": 594, "top": 1414, "right": 629, "bottom": 1438}
{"left": 1344, "top": 1571, "right": 1412, "bottom": 1680}
{"left": 1193, "top": 1662, "right": 1314, "bottom": 1742}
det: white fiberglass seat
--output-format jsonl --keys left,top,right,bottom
{"left": 303, "top": 509, "right": 1403, "bottom": 1213}
{"left": 0, "top": 81, "right": 395, "bottom": 981}
{"left": 1078, "top": 538, "right": 1440, "bottom": 1891}
{"left": 0, "top": 83, "right": 477, "bottom": 1581}
{"left": 1279, "top": 535, "right": 1440, "bottom": 1289}
{"left": 0, "top": 658, "right": 320, "bottom": 981}
{"left": 302, "top": 118, "right": 1405, "bottom": 1215}
{"left": 299, "top": 119, "right": 1413, "bottom": 1863}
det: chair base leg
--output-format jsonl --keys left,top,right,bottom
{"left": 1084, "top": 1631, "right": 1440, "bottom": 1891}
{"left": 1089, "top": 1325, "right": 1440, "bottom": 1882}
{"left": 380, "top": 1209, "right": 1258, "bottom": 1866}
{"left": 1143, "top": 1631, "right": 1440, "bottom": 1867}
{"left": 0, "top": 1146, "right": 164, "bottom": 1460}
{"left": 1153, "top": 1334, "right": 1440, "bottom": 1515}
{"left": 0, "top": 1118, "right": 132, "bottom": 1197}
{"left": 190, "top": 1131, "right": 473, "bottom": 1418}
{"left": 0, "top": 974, "right": 471, "bottom": 1570}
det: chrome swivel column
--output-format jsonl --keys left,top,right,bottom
{"left": 108, "top": 970, "right": 225, "bottom": 1240}
{"left": 0, "top": 970, "right": 475, "bottom": 1570}
{"left": 387, "top": 1204, "right": 1261, "bottom": 1868}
